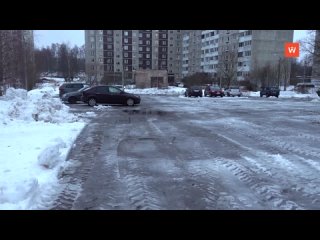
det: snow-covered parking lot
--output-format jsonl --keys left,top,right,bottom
{"left": 0, "top": 84, "right": 319, "bottom": 209}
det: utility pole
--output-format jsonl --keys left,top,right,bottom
{"left": 303, "top": 60, "right": 306, "bottom": 84}
{"left": 122, "top": 65, "right": 125, "bottom": 88}
{"left": 278, "top": 57, "right": 281, "bottom": 89}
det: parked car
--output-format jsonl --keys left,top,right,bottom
{"left": 82, "top": 85, "right": 141, "bottom": 107}
{"left": 61, "top": 86, "right": 90, "bottom": 104}
{"left": 59, "top": 83, "right": 88, "bottom": 98}
{"left": 185, "top": 86, "right": 203, "bottom": 97}
{"left": 225, "top": 87, "right": 242, "bottom": 97}
{"left": 204, "top": 85, "right": 224, "bottom": 97}
{"left": 260, "top": 87, "right": 280, "bottom": 98}
{"left": 111, "top": 85, "right": 125, "bottom": 91}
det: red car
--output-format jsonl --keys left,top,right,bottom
{"left": 204, "top": 86, "right": 224, "bottom": 97}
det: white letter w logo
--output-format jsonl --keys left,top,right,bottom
{"left": 288, "top": 47, "right": 296, "bottom": 53}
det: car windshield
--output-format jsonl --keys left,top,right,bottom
{"left": 77, "top": 86, "right": 89, "bottom": 92}
{"left": 191, "top": 86, "right": 201, "bottom": 90}
{"left": 210, "top": 87, "right": 220, "bottom": 90}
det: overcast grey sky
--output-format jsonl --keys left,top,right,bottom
{"left": 34, "top": 30, "right": 85, "bottom": 48}
{"left": 34, "top": 30, "right": 308, "bottom": 49}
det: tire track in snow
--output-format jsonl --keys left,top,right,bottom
{"left": 213, "top": 119, "right": 320, "bottom": 209}
{"left": 51, "top": 122, "right": 104, "bottom": 210}
{"left": 216, "top": 158, "right": 304, "bottom": 210}
{"left": 149, "top": 114, "right": 263, "bottom": 209}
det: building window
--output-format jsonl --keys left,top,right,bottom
{"left": 146, "top": 33, "right": 150, "bottom": 38}
{"left": 139, "top": 40, "right": 142, "bottom": 44}
{"left": 244, "top": 51, "right": 251, "bottom": 56}
{"left": 124, "top": 38, "right": 128, "bottom": 43}
{"left": 124, "top": 31, "right": 128, "bottom": 36}
{"left": 139, "top": 33, "right": 142, "bottom": 37}
{"left": 162, "top": 33, "right": 167, "bottom": 38}
{"left": 146, "top": 54, "right": 150, "bottom": 58}
{"left": 238, "top": 52, "right": 243, "bottom": 57}
{"left": 107, "top": 44, "right": 112, "bottom": 50}
{"left": 90, "top": 36, "right": 95, "bottom": 42}
{"left": 239, "top": 42, "right": 244, "bottom": 47}
{"left": 146, "top": 47, "right": 150, "bottom": 51}
{"left": 146, "top": 40, "right": 151, "bottom": 45}
{"left": 139, "top": 47, "right": 143, "bottom": 51}
{"left": 124, "top": 52, "right": 128, "bottom": 57}
{"left": 124, "top": 45, "right": 128, "bottom": 50}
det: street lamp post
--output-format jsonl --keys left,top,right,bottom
{"left": 303, "top": 60, "right": 306, "bottom": 84}
{"left": 278, "top": 57, "right": 281, "bottom": 89}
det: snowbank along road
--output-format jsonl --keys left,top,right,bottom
{"left": 52, "top": 96, "right": 320, "bottom": 210}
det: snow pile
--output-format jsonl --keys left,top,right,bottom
{"left": 2, "top": 87, "right": 78, "bottom": 123}
{"left": 38, "top": 138, "right": 67, "bottom": 169}
{"left": 279, "top": 91, "right": 319, "bottom": 99}
{"left": 248, "top": 90, "right": 320, "bottom": 99}
{"left": 125, "top": 86, "right": 187, "bottom": 95}
{"left": 0, "top": 87, "right": 85, "bottom": 209}
{"left": 94, "top": 105, "right": 111, "bottom": 111}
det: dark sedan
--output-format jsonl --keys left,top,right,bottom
{"left": 185, "top": 86, "right": 203, "bottom": 97}
{"left": 61, "top": 86, "right": 90, "bottom": 104}
{"left": 82, "top": 85, "right": 141, "bottom": 107}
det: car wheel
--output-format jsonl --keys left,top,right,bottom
{"left": 68, "top": 97, "right": 77, "bottom": 104}
{"left": 260, "top": 95, "right": 263, "bottom": 97}
{"left": 126, "top": 98, "right": 134, "bottom": 106}
{"left": 88, "top": 98, "right": 97, "bottom": 107}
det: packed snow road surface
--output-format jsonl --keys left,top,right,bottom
{"left": 53, "top": 96, "right": 320, "bottom": 210}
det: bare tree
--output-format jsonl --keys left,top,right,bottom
{"left": 217, "top": 49, "right": 238, "bottom": 88}
{"left": 249, "top": 63, "right": 278, "bottom": 88}
{"left": 299, "top": 30, "right": 320, "bottom": 58}
{"left": 58, "top": 43, "right": 70, "bottom": 81}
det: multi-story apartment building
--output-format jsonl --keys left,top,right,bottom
{"left": 183, "top": 30, "right": 294, "bottom": 86}
{"left": 182, "top": 30, "right": 202, "bottom": 77}
{"left": 85, "top": 30, "right": 182, "bottom": 84}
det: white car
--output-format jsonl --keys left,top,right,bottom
{"left": 225, "top": 87, "right": 242, "bottom": 97}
